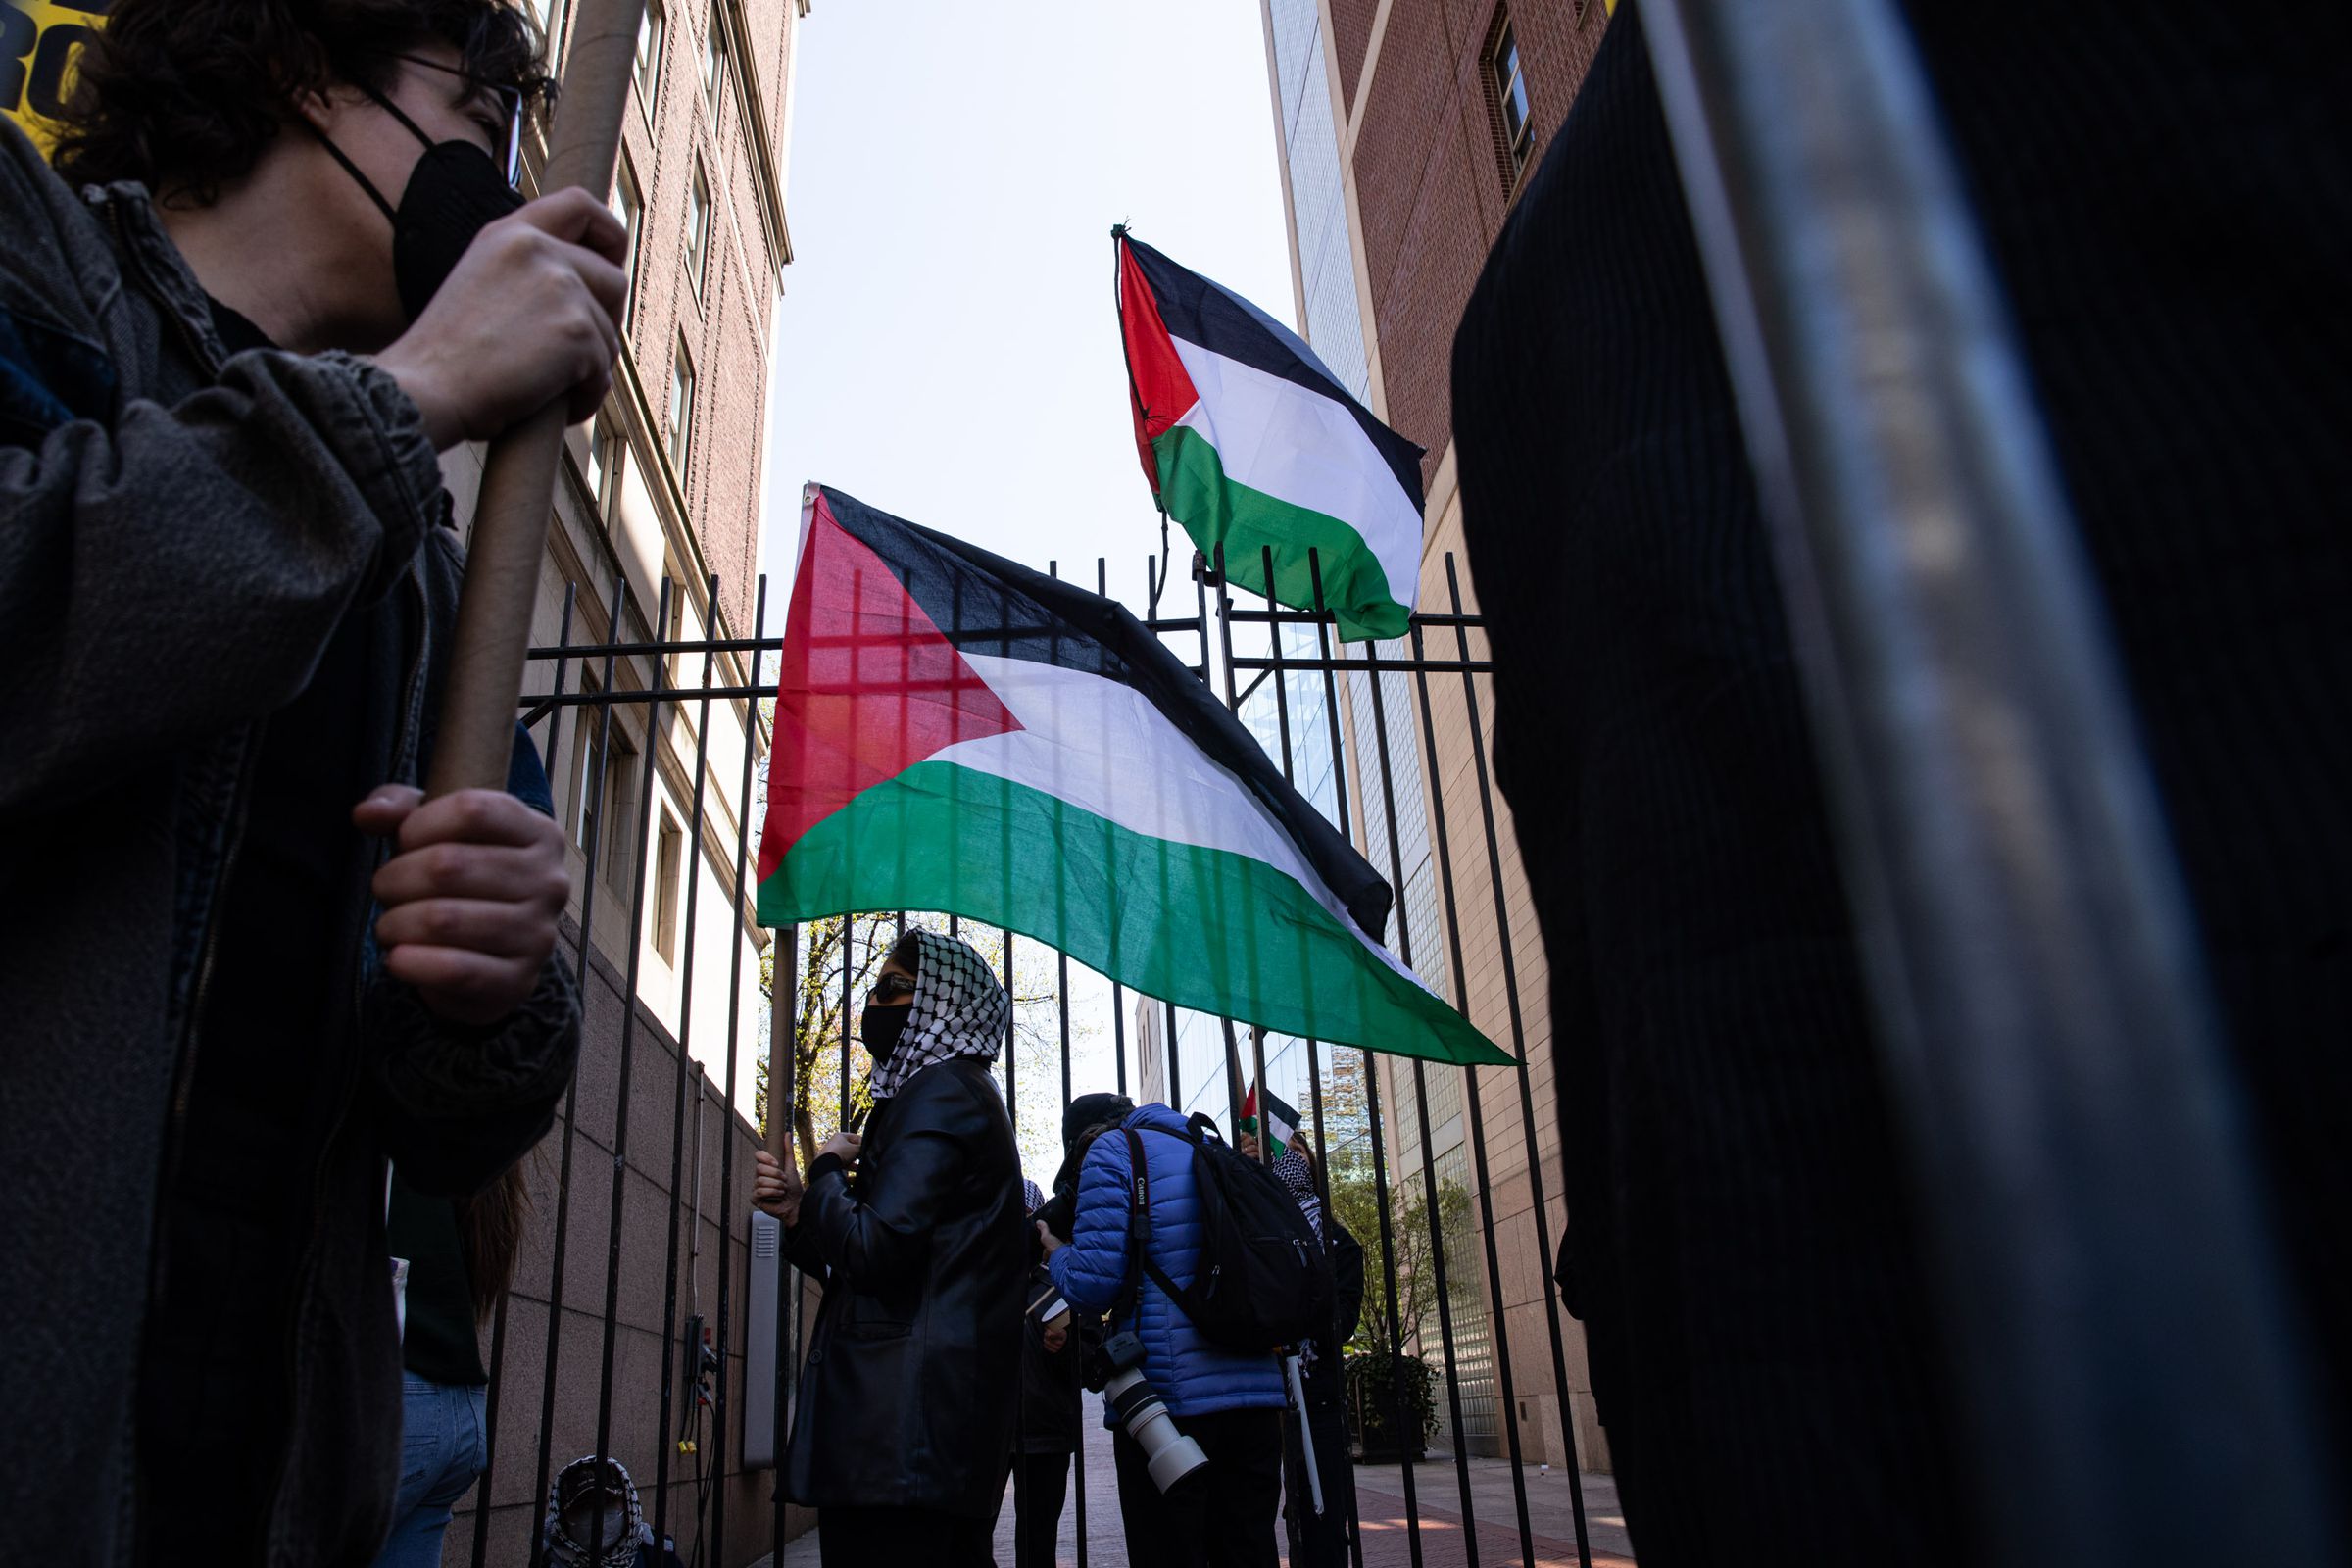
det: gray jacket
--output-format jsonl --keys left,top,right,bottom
{"left": 0, "top": 119, "right": 580, "bottom": 1564}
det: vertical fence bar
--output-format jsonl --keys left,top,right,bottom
{"left": 1164, "top": 999, "right": 1182, "bottom": 1111}
{"left": 1209, "top": 547, "right": 1252, "bottom": 1133}
{"left": 653, "top": 575, "right": 723, "bottom": 1549}
{"left": 528, "top": 566, "right": 632, "bottom": 1568}
{"left": 709, "top": 572, "right": 770, "bottom": 1566}
{"left": 590, "top": 577, "right": 676, "bottom": 1483}
{"left": 1309, "top": 550, "right": 1423, "bottom": 1568}
{"left": 1407, "top": 616, "right": 1536, "bottom": 1566}
{"left": 471, "top": 579, "right": 575, "bottom": 1568}
{"left": 839, "top": 914, "right": 853, "bottom": 1130}
{"left": 1360, "top": 636, "right": 1482, "bottom": 1562}
{"left": 1640, "top": 0, "right": 2337, "bottom": 1556}
{"left": 1263, "top": 545, "right": 1361, "bottom": 1568}
{"left": 1054, "top": 943, "right": 1087, "bottom": 1568}
{"left": 1002, "top": 926, "right": 1016, "bottom": 1124}
{"left": 1445, "top": 557, "right": 1592, "bottom": 1563}
{"left": 770, "top": 920, "right": 799, "bottom": 1568}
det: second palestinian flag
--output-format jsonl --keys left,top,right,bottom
{"left": 1116, "top": 230, "right": 1425, "bottom": 643}
{"left": 1239, "top": 1083, "right": 1302, "bottom": 1158}
{"left": 755, "top": 485, "right": 1510, "bottom": 1068}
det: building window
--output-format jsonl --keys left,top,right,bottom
{"left": 602, "top": 731, "right": 639, "bottom": 893}
{"left": 569, "top": 678, "right": 605, "bottom": 852}
{"left": 668, "top": 340, "right": 695, "bottom": 477}
{"left": 702, "top": 7, "right": 726, "bottom": 114}
{"left": 612, "top": 156, "right": 642, "bottom": 326}
{"left": 582, "top": 415, "right": 608, "bottom": 503}
{"left": 634, "top": 1, "right": 665, "bottom": 112}
{"left": 654, "top": 808, "right": 684, "bottom": 962}
{"left": 1485, "top": 10, "right": 1533, "bottom": 190}
{"left": 528, "top": 0, "right": 567, "bottom": 67}
{"left": 569, "top": 678, "right": 638, "bottom": 891}
{"left": 685, "top": 163, "right": 711, "bottom": 304}
{"left": 662, "top": 584, "right": 688, "bottom": 685}
{"left": 582, "top": 416, "right": 623, "bottom": 520}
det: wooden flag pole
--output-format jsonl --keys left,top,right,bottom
{"left": 425, "top": 0, "right": 647, "bottom": 797}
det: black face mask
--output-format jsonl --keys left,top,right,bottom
{"left": 311, "top": 85, "right": 523, "bottom": 324}
{"left": 859, "top": 1004, "right": 911, "bottom": 1064}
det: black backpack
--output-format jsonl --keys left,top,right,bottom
{"left": 1119, "top": 1114, "right": 1333, "bottom": 1352}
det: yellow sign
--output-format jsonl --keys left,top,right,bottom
{"left": 2, "top": 1, "right": 108, "bottom": 157}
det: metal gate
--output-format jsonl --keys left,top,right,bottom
{"left": 452, "top": 539, "right": 1609, "bottom": 1568}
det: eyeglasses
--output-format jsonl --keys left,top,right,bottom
{"left": 366, "top": 50, "right": 527, "bottom": 188}
{"left": 867, "top": 973, "right": 917, "bottom": 1006}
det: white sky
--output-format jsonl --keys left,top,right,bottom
{"left": 750, "top": 2, "right": 1301, "bottom": 1163}
{"left": 754, "top": 0, "right": 1296, "bottom": 610}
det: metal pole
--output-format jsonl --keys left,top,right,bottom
{"left": 653, "top": 575, "right": 722, "bottom": 1547}
{"left": 1408, "top": 616, "right": 1536, "bottom": 1566}
{"left": 708, "top": 572, "right": 770, "bottom": 1566}
{"left": 467, "top": 579, "right": 573, "bottom": 1568}
{"left": 768, "top": 917, "right": 799, "bottom": 1568}
{"left": 1444, "top": 557, "right": 1592, "bottom": 1565}
{"left": 1310, "top": 550, "right": 1423, "bottom": 1567}
{"left": 1640, "top": 0, "right": 2336, "bottom": 1556}
{"left": 1358, "top": 616, "right": 1480, "bottom": 1560}
{"left": 527, "top": 566, "right": 630, "bottom": 1568}
{"left": 591, "top": 579, "right": 675, "bottom": 1482}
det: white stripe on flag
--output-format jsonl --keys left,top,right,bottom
{"left": 932, "top": 654, "right": 1420, "bottom": 987}
{"left": 1166, "top": 335, "right": 1424, "bottom": 606}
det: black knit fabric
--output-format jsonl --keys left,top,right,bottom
{"left": 1451, "top": 2, "right": 2350, "bottom": 1560}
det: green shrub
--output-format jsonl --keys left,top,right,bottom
{"left": 1344, "top": 1350, "right": 1438, "bottom": 1461}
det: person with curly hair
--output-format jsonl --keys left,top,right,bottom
{"left": 0, "top": 1, "right": 625, "bottom": 1561}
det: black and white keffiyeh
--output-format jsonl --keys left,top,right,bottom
{"left": 866, "top": 927, "right": 1010, "bottom": 1102}
{"left": 543, "top": 1454, "right": 645, "bottom": 1567}
{"left": 1273, "top": 1150, "right": 1325, "bottom": 1243}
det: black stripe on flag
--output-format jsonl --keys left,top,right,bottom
{"left": 1122, "top": 234, "right": 1425, "bottom": 510}
{"left": 818, "top": 486, "right": 1396, "bottom": 946}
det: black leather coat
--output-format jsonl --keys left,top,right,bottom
{"left": 783, "top": 1056, "right": 1024, "bottom": 1516}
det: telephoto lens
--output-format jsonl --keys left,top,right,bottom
{"left": 1094, "top": 1331, "right": 1208, "bottom": 1492}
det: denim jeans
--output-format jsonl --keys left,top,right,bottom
{"left": 371, "top": 1373, "right": 489, "bottom": 1568}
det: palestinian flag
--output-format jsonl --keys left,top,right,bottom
{"left": 1115, "top": 229, "right": 1424, "bottom": 643}
{"left": 1238, "top": 1083, "right": 1302, "bottom": 1159}
{"left": 755, "top": 486, "right": 1510, "bottom": 1069}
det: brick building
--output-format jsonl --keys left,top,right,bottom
{"left": 1252, "top": 0, "right": 1618, "bottom": 1476}
{"left": 433, "top": 0, "right": 808, "bottom": 1558}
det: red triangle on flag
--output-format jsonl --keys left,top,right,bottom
{"left": 757, "top": 491, "right": 1022, "bottom": 878}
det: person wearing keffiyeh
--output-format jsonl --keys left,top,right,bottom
{"left": 752, "top": 928, "right": 1024, "bottom": 1567}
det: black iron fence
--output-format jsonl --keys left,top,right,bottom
{"left": 450, "top": 542, "right": 1603, "bottom": 1568}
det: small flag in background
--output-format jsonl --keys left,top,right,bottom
{"left": 755, "top": 485, "right": 1512, "bottom": 1069}
{"left": 1238, "top": 1083, "right": 1303, "bottom": 1158}
{"left": 1115, "top": 228, "right": 1425, "bottom": 643}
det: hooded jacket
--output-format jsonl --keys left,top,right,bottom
{"left": 1048, "top": 1102, "right": 1288, "bottom": 1420}
{"left": 0, "top": 119, "right": 580, "bottom": 1566}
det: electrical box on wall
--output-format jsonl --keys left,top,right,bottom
{"left": 743, "top": 1211, "right": 782, "bottom": 1468}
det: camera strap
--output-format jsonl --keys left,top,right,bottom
{"left": 1113, "top": 1127, "right": 1152, "bottom": 1330}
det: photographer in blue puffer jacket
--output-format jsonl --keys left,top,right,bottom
{"left": 1040, "top": 1093, "right": 1286, "bottom": 1567}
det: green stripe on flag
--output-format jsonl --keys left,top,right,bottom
{"left": 757, "top": 760, "right": 1511, "bottom": 1068}
{"left": 1155, "top": 425, "right": 1411, "bottom": 644}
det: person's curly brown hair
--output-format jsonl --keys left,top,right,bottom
{"left": 50, "top": 0, "right": 555, "bottom": 204}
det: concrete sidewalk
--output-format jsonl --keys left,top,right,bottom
{"left": 1354, "top": 1452, "right": 1635, "bottom": 1568}
{"left": 754, "top": 1425, "right": 1634, "bottom": 1567}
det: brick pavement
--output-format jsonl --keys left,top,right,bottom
{"left": 753, "top": 1427, "right": 1637, "bottom": 1567}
